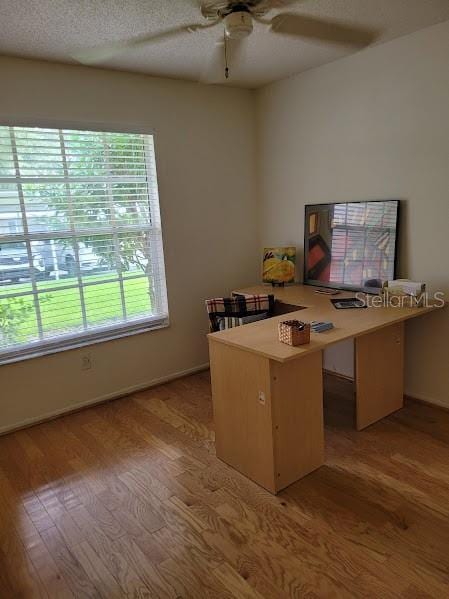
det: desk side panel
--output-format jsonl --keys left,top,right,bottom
{"left": 271, "top": 351, "right": 325, "bottom": 492}
{"left": 209, "top": 340, "right": 276, "bottom": 493}
{"left": 355, "top": 321, "right": 404, "bottom": 430}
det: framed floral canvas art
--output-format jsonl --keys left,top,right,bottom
{"left": 263, "top": 247, "right": 296, "bottom": 284}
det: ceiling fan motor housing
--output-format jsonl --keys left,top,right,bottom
{"left": 224, "top": 11, "right": 253, "bottom": 39}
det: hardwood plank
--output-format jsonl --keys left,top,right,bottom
{"left": 27, "top": 533, "right": 74, "bottom": 599}
{"left": 39, "top": 526, "right": 100, "bottom": 598}
{"left": 1, "top": 371, "right": 449, "bottom": 597}
{"left": 157, "top": 557, "right": 229, "bottom": 599}
{"left": 212, "top": 562, "right": 265, "bottom": 599}
{"left": 71, "top": 506, "right": 153, "bottom": 598}
{"left": 0, "top": 532, "right": 47, "bottom": 598}
{"left": 186, "top": 495, "right": 361, "bottom": 597}
{"left": 114, "top": 537, "right": 175, "bottom": 599}
{"left": 71, "top": 540, "right": 126, "bottom": 599}
{"left": 97, "top": 484, "right": 165, "bottom": 535}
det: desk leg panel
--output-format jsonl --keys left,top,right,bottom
{"left": 209, "top": 340, "right": 277, "bottom": 493}
{"left": 271, "top": 351, "right": 325, "bottom": 493}
{"left": 355, "top": 321, "right": 404, "bottom": 430}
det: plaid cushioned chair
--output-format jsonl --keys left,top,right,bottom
{"left": 205, "top": 293, "right": 275, "bottom": 333}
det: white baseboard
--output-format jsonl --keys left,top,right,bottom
{"left": 0, "top": 362, "right": 210, "bottom": 436}
{"left": 324, "top": 370, "right": 449, "bottom": 410}
{"left": 3, "top": 362, "right": 446, "bottom": 436}
{"left": 323, "top": 368, "right": 354, "bottom": 382}
{"left": 404, "top": 390, "right": 449, "bottom": 411}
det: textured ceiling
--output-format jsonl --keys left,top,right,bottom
{"left": 1, "top": 0, "right": 449, "bottom": 88}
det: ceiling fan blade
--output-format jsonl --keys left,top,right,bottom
{"left": 261, "top": 0, "right": 304, "bottom": 6}
{"left": 270, "top": 13, "right": 378, "bottom": 47}
{"left": 73, "top": 22, "right": 219, "bottom": 65}
{"left": 249, "top": 0, "right": 302, "bottom": 7}
{"left": 200, "top": 37, "right": 247, "bottom": 84}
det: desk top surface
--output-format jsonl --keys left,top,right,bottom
{"left": 208, "top": 284, "right": 439, "bottom": 362}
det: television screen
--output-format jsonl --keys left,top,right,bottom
{"left": 304, "top": 200, "right": 399, "bottom": 292}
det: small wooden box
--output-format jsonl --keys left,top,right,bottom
{"left": 278, "top": 320, "right": 311, "bottom": 346}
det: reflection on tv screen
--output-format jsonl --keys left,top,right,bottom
{"left": 304, "top": 200, "right": 399, "bottom": 291}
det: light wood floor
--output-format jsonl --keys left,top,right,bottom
{"left": 1, "top": 371, "right": 449, "bottom": 598}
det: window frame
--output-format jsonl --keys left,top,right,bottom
{"left": 0, "top": 119, "right": 169, "bottom": 365}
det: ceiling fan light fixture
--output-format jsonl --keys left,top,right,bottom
{"left": 224, "top": 11, "right": 253, "bottom": 39}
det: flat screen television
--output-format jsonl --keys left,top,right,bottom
{"left": 304, "top": 200, "right": 400, "bottom": 292}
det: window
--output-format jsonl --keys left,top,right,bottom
{"left": 0, "top": 125, "right": 168, "bottom": 363}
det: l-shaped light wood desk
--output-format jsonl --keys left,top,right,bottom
{"left": 208, "top": 284, "right": 437, "bottom": 494}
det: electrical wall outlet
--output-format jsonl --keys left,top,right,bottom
{"left": 81, "top": 354, "right": 92, "bottom": 371}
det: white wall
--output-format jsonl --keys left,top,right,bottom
{"left": 0, "top": 56, "right": 259, "bottom": 432}
{"left": 256, "top": 20, "right": 449, "bottom": 407}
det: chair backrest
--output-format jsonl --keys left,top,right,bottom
{"left": 205, "top": 293, "right": 275, "bottom": 332}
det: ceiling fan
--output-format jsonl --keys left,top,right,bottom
{"left": 74, "top": 1, "right": 378, "bottom": 82}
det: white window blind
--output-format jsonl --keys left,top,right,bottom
{"left": 0, "top": 126, "right": 168, "bottom": 363}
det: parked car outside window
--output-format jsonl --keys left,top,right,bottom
{"left": 35, "top": 240, "right": 104, "bottom": 277}
{"left": 0, "top": 243, "right": 45, "bottom": 283}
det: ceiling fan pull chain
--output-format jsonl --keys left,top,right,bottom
{"left": 224, "top": 32, "right": 229, "bottom": 79}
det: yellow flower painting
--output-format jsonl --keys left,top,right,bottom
{"left": 263, "top": 247, "right": 296, "bottom": 284}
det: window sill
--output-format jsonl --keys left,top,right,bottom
{"left": 0, "top": 316, "right": 170, "bottom": 366}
